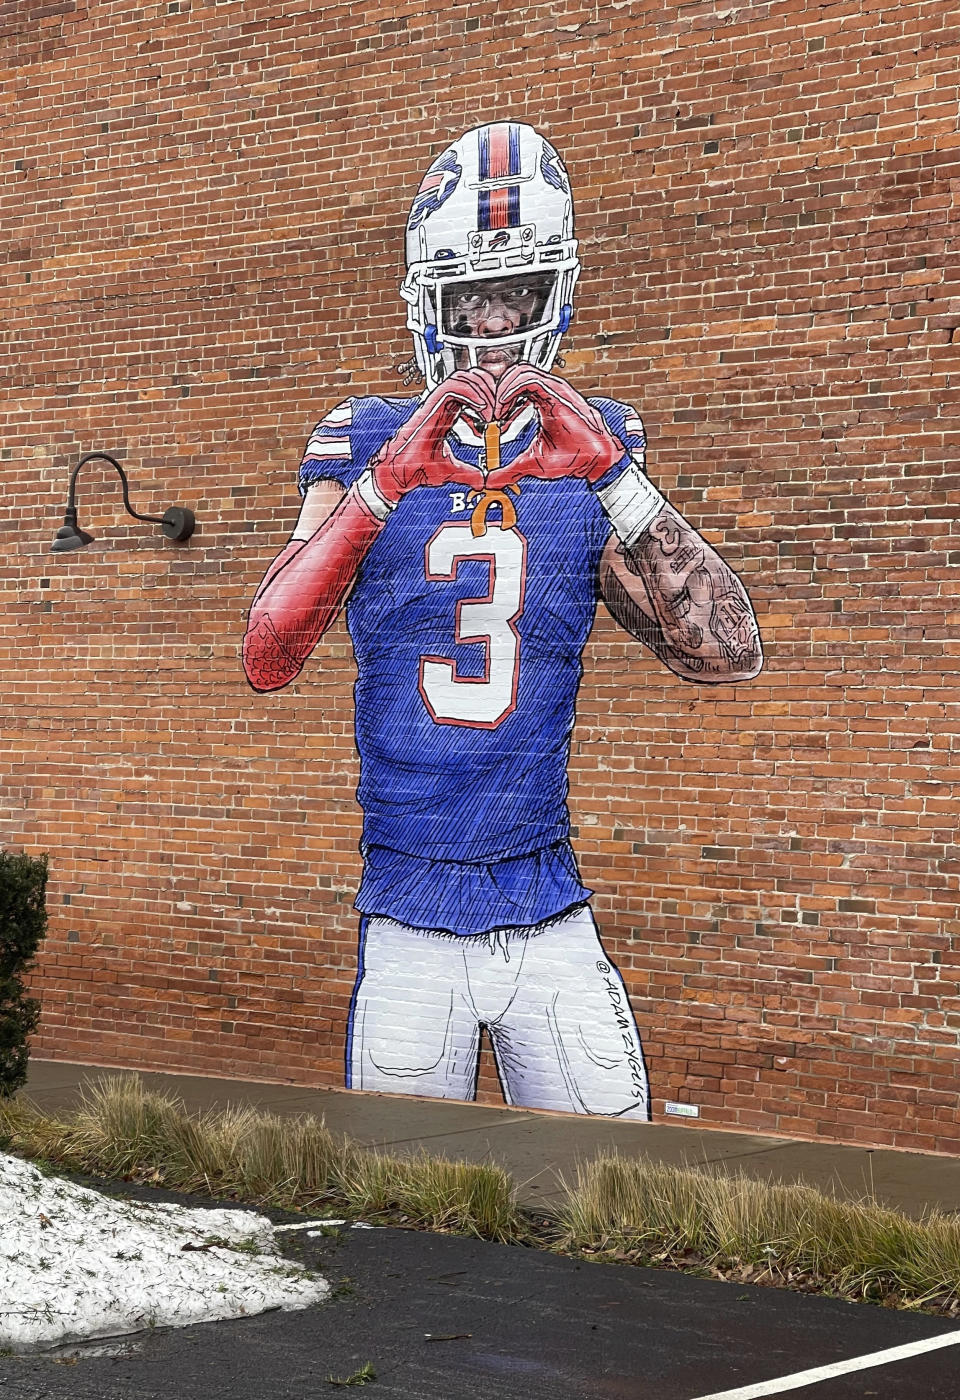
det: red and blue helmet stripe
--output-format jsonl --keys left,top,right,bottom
{"left": 477, "top": 122, "right": 522, "bottom": 230}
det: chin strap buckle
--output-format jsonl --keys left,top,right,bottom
{"left": 470, "top": 422, "right": 521, "bottom": 535}
{"left": 482, "top": 421, "right": 501, "bottom": 478}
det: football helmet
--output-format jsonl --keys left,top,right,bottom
{"left": 401, "top": 122, "right": 580, "bottom": 390}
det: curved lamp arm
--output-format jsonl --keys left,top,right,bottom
{"left": 52, "top": 452, "right": 196, "bottom": 552}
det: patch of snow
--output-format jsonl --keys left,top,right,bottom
{"left": 0, "top": 1153, "right": 329, "bottom": 1353}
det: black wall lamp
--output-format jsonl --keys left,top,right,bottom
{"left": 51, "top": 452, "right": 196, "bottom": 553}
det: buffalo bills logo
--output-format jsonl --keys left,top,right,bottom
{"left": 488, "top": 230, "right": 511, "bottom": 250}
{"left": 409, "top": 150, "right": 462, "bottom": 230}
{"left": 540, "top": 144, "right": 569, "bottom": 193}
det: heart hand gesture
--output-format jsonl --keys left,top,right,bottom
{"left": 485, "top": 366, "right": 628, "bottom": 491}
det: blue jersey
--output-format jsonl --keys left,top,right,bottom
{"left": 299, "top": 391, "right": 646, "bottom": 930}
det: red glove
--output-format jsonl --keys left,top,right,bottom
{"left": 370, "top": 370, "right": 494, "bottom": 504}
{"left": 485, "top": 366, "right": 628, "bottom": 491}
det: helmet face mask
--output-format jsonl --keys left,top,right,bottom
{"left": 439, "top": 271, "right": 558, "bottom": 342}
{"left": 402, "top": 123, "right": 580, "bottom": 392}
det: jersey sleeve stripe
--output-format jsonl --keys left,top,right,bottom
{"left": 304, "top": 436, "right": 353, "bottom": 460}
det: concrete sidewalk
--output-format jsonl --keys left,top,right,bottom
{"left": 21, "top": 1057, "right": 960, "bottom": 1217}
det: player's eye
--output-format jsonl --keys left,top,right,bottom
{"left": 503, "top": 289, "right": 537, "bottom": 313}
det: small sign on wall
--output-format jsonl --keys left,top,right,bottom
{"left": 665, "top": 1102, "right": 701, "bottom": 1119}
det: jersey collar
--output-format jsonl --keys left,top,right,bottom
{"left": 449, "top": 404, "right": 537, "bottom": 449}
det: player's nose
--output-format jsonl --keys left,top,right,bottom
{"left": 477, "top": 297, "right": 517, "bottom": 336}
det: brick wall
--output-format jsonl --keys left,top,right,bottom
{"left": 2, "top": 0, "right": 958, "bottom": 1150}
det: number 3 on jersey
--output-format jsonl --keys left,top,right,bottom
{"left": 418, "top": 524, "right": 527, "bottom": 728}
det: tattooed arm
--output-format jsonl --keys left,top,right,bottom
{"left": 473, "top": 367, "right": 761, "bottom": 683}
{"left": 598, "top": 504, "right": 763, "bottom": 683}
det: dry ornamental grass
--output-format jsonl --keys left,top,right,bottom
{"left": 3, "top": 1076, "right": 959, "bottom": 1314}
{"left": 0, "top": 1075, "right": 519, "bottom": 1241}
{"left": 556, "top": 1157, "right": 960, "bottom": 1312}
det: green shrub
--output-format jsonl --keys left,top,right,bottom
{"left": 0, "top": 850, "right": 48, "bottom": 1097}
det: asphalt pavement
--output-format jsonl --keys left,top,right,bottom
{"left": 7, "top": 1060, "right": 960, "bottom": 1399}
{"left": 0, "top": 1194, "right": 958, "bottom": 1400}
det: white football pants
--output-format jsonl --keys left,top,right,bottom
{"left": 347, "top": 903, "right": 649, "bottom": 1119}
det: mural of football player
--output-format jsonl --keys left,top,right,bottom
{"left": 243, "top": 122, "right": 762, "bottom": 1119}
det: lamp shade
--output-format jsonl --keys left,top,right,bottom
{"left": 51, "top": 520, "right": 95, "bottom": 552}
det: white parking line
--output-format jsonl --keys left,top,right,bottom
{"left": 272, "top": 1220, "right": 343, "bottom": 1231}
{"left": 273, "top": 1219, "right": 376, "bottom": 1232}
{"left": 690, "top": 1328, "right": 960, "bottom": 1400}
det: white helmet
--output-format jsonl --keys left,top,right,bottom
{"left": 400, "top": 122, "right": 580, "bottom": 390}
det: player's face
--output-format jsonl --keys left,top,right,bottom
{"left": 442, "top": 273, "right": 555, "bottom": 381}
